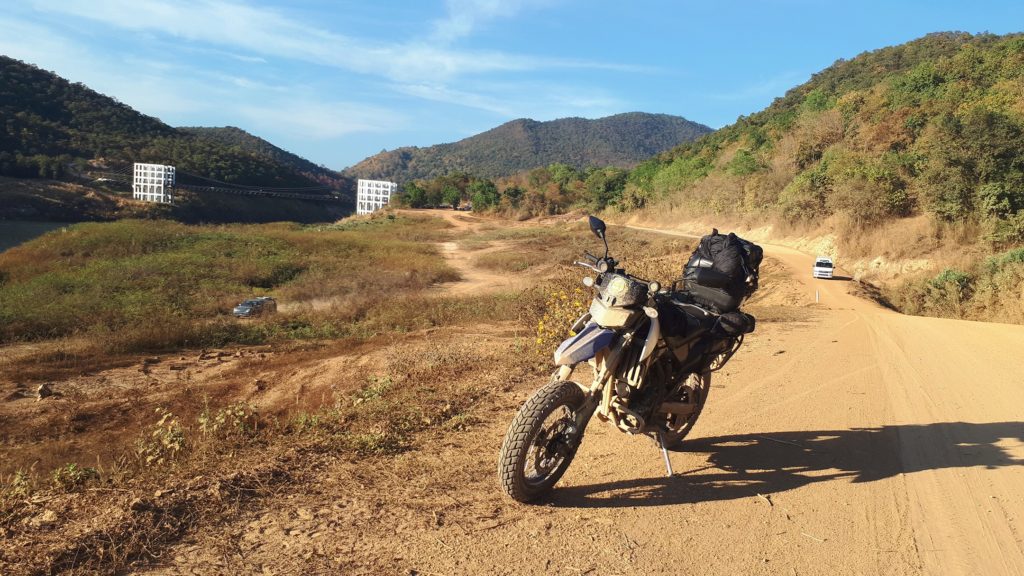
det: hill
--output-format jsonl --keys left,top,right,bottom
{"left": 343, "top": 112, "right": 711, "bottom": 182}
{"left": 621, "top": 32, "right": 1024, "bottom": 244}
{"left": 180, "top": 126, "right": 347, "bottom": 189}
{"left": 0, "top": 55, "right": 352, "bottom": 221}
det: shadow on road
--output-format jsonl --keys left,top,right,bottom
{"left": 549, "top": 421, "right": 1024, "bottom": 508}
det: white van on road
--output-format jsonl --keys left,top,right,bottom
{"left": 813, "top": 256, "right": 834, "bottom": 279}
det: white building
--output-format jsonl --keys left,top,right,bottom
{"left": 132, "top": 163, "right": 176, "bottom": 204}
{"left": 356, "top": 179, "right": 397, "bottom": 215}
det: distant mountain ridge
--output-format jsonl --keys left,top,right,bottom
{"left": 343, "top": 112, "right": 712, "bottom": 182}
{"left": 0, "top": 55, "right": 349, "bottom": 195}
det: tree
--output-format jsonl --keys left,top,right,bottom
{"left": 402, "top": 182, "right": 426, "bottom": 207}
{"left": 502, "top": 186, "right": 524, "bottom": 208}
{"left": 583, "top": 167, "right": 628, "bottom": 210}
{"left": 469, "top": 179, "right": 499, "bottom": 209}
{"left": 441, "top": 185, "right": 461, "bottom": 208}
{"left": 548, "top": 163, "right": 578, "bottom": 187}
{"left": 527, "top": 167, "right": 551, "bottom": 189}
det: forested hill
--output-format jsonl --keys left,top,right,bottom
{"left": 180, "top": 127, "right": 347, "bottom": 189}
{"left": 619, "top": 32, "right": 1024, "bottom": 245}
{"left": 0, "top": 55, "right": 348, "bottom": 194}
{"left": 343, "top": 112, "right": 712, "bottom": 182}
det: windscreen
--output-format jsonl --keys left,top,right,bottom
{"left": 815, "top": 261, "right": 833, "bottom": 269}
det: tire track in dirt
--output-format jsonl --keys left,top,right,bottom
{"left": 404, "top": 209, "right": 535, "bottom": 297}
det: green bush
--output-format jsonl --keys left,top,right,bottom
{"left": 887, "top": 62, "right": 946, "bottom": 107}
{"left": 50, "top": 463, "right": 100, "bottom": 492}
{"left": 802, "top": 88, "right": 835, "bottom": 112}
{"left": 726, "top": 149, "right": 762, "bottom": 176}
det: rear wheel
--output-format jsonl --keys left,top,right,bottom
{"left": 498, "top": 380, "right": 588, "bottom": 503}
{"left": 659, "top": 371, "right": 711, "bottom": 448}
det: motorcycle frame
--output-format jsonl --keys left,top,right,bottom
{"left": 553, "top": 307, "right": 690, "bottom": 436}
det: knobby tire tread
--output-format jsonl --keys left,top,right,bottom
{"left": 498, "top": 380, "right": 584, "bottom": 503}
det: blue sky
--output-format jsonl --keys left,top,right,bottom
{"left": 1, "top": 1, "right": 1022, "bottom": 170}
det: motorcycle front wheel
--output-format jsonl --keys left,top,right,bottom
{"left": 498, "top": 379, "right": 588, "bottom": 503}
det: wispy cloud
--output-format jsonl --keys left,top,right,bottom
{"left": 27, "top": 0, "right": 627, "bottom": 85}
{"left": 394, "top": 79, "right": 624, "bottom": 121}
{"left": 0, "top": 15, "right": 211, "bottom": 117}
{"left": 0, "top": 13, "right": 405, "bottom": 143}
{"left": 237, "top": 100, "right": 405, "bottom": 140}
{"left": 3, "top": 1, "right": 650, "bottom": 165}
{"left": 429, "top": 0, "right": 548, "bottom": 44}
{"left": 704, "top": 71, "right": 808, "bottom": 102}
{"left": 393, "top": 83, "right": 516, "bottom": 116}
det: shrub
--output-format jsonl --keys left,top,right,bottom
{"left": 778, "top": 168, "right": 830, "bottom": 221}
{"left": 534, "top": 287, "right": 588, "bottom": 354}
{"left": 929, "top": 268, "right": 972, "bottom": 293}
{"left": 887, "top": 62, "right": 946, "bottom": 107}
{"left": 986, "top": 247, "right": 1024, "bottom": 271}
{"left": 726, "top": 149, "right": 762, "bottom": 176}
{"left": 0, "top": 216, "right": 459, "bottom": 350}
{"left": 3, "top": 470, "right": 33, "bottom": 499}
{"left": 137, "top": 408, "right": 186, "bottom": 466}
{"left": 51, "top": 463, "right": 99, "bottom": 492}
{"left": 198, "top": 401, "right": 259, "bottom": 438}
{"left": 802, "top": 88, "right": 835, "bottom": 112}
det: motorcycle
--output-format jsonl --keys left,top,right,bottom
{"left": 498, "top": 216, "right": 752, "bottom": 503}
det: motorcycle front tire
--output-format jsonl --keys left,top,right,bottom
{"left": 498, "top": 379, "right": 587, "bottom": 503}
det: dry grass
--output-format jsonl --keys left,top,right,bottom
{"left": 880, "top": 247, "right": 1024, "bottom": 324}
{"left": 0, "top": 326, "right": 533, "bottom": 575}
{"left": 0, "top": 214, "right": 458, "bottom": 353}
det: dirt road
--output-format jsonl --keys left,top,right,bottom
{"left": 401, "top": 209, "right": 537, "bottom": 297}
{"left": 390, "top": 223, "right": 1024, "bottom": 575}
{"left": 616, "top": 227, "right": 1024, "bottom": 575}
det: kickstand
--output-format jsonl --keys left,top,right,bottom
{"left": 656, "top": 432, "right": 674, "bottom": 477}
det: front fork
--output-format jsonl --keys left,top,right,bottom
{"left": 552, "top": 365, "right": 599, "bottom": 443}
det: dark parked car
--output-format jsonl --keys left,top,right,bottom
{"left": 233, "top": 297, "right": 277, "bottom": 318}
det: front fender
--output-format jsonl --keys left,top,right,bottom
{"left": 553, "top": 322, "right": 616, "bottom": 366}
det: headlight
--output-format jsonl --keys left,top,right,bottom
{"left": 607, "top": 276, "right": 628, "bottom": 299}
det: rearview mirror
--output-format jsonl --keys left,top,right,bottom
{"left": 588, "top": 216, "right": 606, "bottom": 239}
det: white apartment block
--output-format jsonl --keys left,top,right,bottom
{"left": 356, "top": 179, "right": 397, "bottom": 215}
{"left": 132, "top": 163, "right": 176, "bottom": 204}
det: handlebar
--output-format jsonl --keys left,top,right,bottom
{"left": 574, "top": 257, "right": 662, "bottom": 292}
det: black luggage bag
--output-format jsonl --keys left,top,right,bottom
{"left": 682, "top": 229, "right": 763, "bottom": 313}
